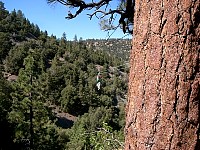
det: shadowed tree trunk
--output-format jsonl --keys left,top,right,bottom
{"left": 125, "top": 0, "right": 199, "bottom": 149}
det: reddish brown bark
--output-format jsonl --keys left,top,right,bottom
{"left": 125, "top": 0, "right": 199, "bottom": 149}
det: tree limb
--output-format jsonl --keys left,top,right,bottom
{"left": 87, "top": 9, "right": 124, "bottom": 20}
{"left": 47, "top": 0, "right": 135, "bottom": 34}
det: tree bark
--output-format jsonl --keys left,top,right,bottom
{"left": 125, "top": 0, "right": 199, "bottom": 149}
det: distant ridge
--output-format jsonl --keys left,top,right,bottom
{"left": 84, "top": 38, "right": 132, "bottom": 60}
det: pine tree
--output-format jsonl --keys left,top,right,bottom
{"left": 8, "top": 55, "right": 61, "bottom": 149}
{"left": 0, "top": 74, "right": 15, "bottom": 149}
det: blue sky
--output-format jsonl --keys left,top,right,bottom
{"left": 2, "top": 0, "right": 131, "bottom": 40}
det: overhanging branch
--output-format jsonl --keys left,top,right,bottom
{"left": 47, "top": 0, "right": 135, "bottom": 34}
{"left": 87, "top": 9, "right": 124, "bottom": 20}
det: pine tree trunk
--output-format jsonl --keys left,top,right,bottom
{"left": 125, "top": 0, "right": 199, "bottom": 149}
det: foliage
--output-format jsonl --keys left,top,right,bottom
{"left": 0, "top": 3, "right": 128, "bottom": 149}
{"left": 0, "top": 73, "right": 15, "bottom": 149}
{"left": 64, "top": 107, "right": 125, "bottom": 149}
{"left": 84, "top": 38, "right": 131, "bottom": 60}
{"left": 7, "top": 55, "right": 61, "bottom": 149}
{"left": 0, "top": 32, "right": 12, "bottom": 62}
{"left": 89, "top": 122, "right": 124, "bottom": 150}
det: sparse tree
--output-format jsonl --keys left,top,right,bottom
{"left": 62, "top": 32, "right": 67, "bottom": 41}
{"left": 73, "top": 34, "right": 78, "bottom": 42}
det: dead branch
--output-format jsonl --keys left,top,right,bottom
{"left": 47, "top": 0, "right": 135, "bottom": 34}
{"left": 87, "top": 9, "right": 124, "bottom": 20}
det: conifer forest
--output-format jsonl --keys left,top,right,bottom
{"left": 0, "top": 2, "right": 131, "bottom": 149}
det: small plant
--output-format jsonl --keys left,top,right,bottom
{"left": 88, "top": 122, "right": 124, "bottom": 150}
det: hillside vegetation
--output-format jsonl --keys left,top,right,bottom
{"left": 0, "top": 2, "right": 129, "bottom": 149}
{"left": 85, "top": 38, "right": 131, "bottom": 60}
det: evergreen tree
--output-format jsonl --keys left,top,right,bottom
{"left": 0, "top": 2, "right": 130, "bottom": 149}
{"left": 0, "top": 1, "right": 8, "bottom": 20}
{"left": 8, "top": 55, "right": 62, "bottom": 150}
{"left": 73, "top": 34, "right": 78, "bottom": 42}
{"left": 0, "top": 32, "right": 12, "bottom": 62}
{"left": 0, "top": 74, "right": 15, "bottom": 149}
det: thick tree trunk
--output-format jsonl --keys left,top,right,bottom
{"left": 125, "top": 0, "right": 199, "bottom": 149}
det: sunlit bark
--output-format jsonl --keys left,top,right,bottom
{"left": 125, "top": 0, "right": 200, "bottom": 149}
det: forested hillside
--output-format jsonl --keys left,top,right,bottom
{"left": 84, "top": 38, "right": 131, "bottom": 60}
{"left": 0, "top": 2, "right": 129, "bottom": 149}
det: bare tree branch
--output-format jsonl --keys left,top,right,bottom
{"left": 47, "top": 0, "right": 135, "bottom": 34}
{"left": 87, "top": 9, "right": 124, "bottom": 20}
